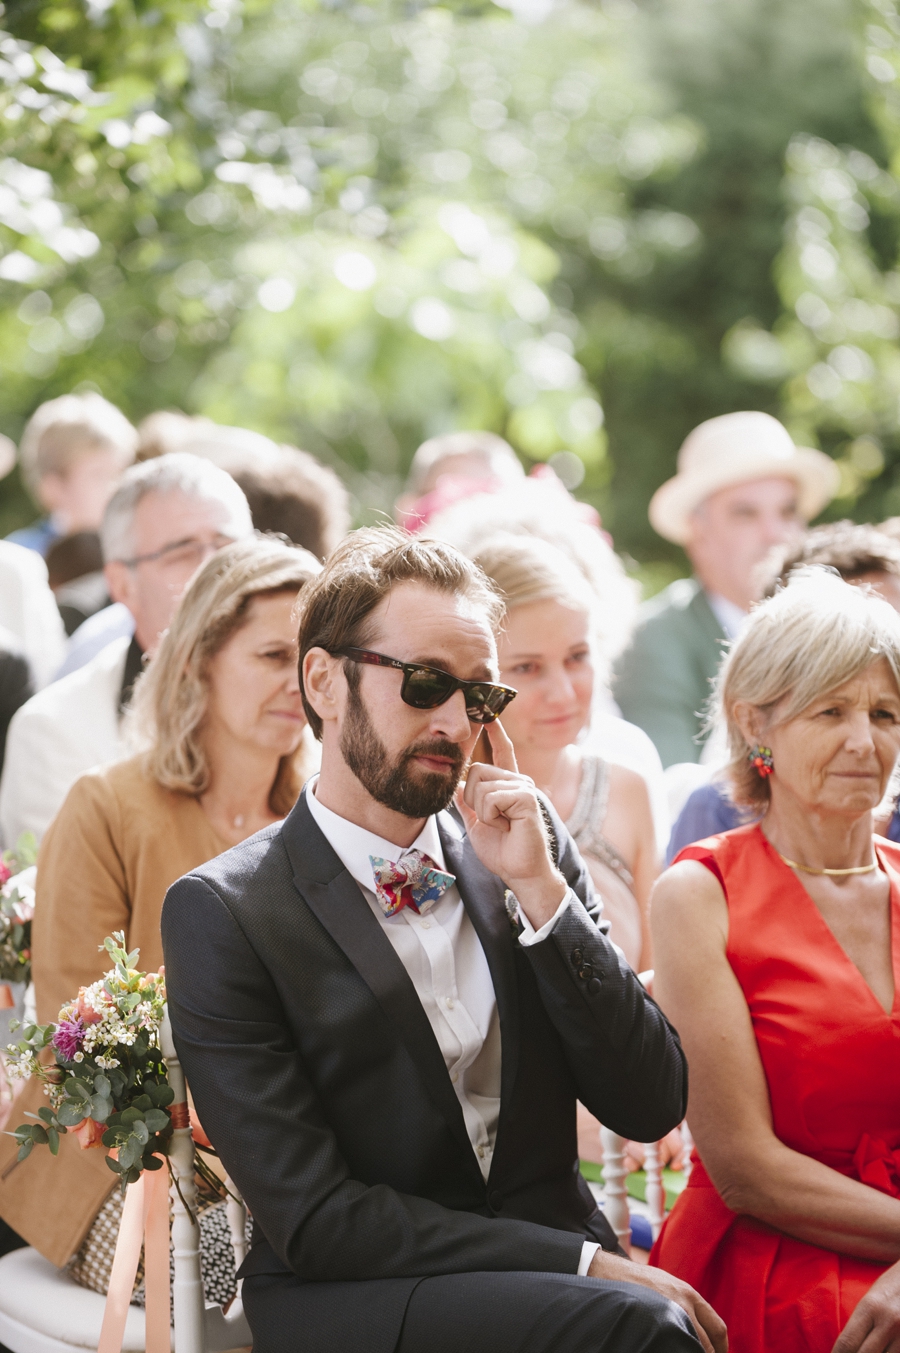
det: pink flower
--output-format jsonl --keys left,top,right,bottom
{"left": 0, "top": 861, "right": 11, "bottom": 889}
{"left": 72, "top": 991, "right": 103, "bottom": 1026}
{"left": 72, "top": 1117, "right": 106, "bottom": 1150}
{"left": 52, "top": 1017, "right": 85, "bottom": 1061}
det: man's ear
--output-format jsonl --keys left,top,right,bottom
{"left": 36, "top": 471, "right": 66, "bottom": 515}
{"left": 303, "top": 647, "right": 343, "bottom": 728}
{"left": 104, "top": 560, "right": 135, "bottom": 609}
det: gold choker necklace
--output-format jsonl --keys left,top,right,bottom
{"left": 777, "top": 852, "right": 878, "bottom": 877}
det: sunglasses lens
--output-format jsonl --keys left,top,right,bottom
{"left": 403, "top": 668, "right": 456, "bottom": 709}
{"left": 465, "top": 684, "right": 510, "bottom": 724}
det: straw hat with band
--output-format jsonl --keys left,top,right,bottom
{"left": 649, "top": 411, "right": 840, "bottom": 546}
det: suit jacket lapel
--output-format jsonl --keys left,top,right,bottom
{"left": 439, "top": 818, "right": 521, "bottom": 1108}
{"left": 281, "top": 796, "right": 480, "bottom": 1173}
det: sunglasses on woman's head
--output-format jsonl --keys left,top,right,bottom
{"left": 335, "top": 648, "right": 517, "bottom": 724}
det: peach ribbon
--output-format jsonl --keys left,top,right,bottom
{"left": 98, "top": 1161, "right": 171, "bottom": 1353}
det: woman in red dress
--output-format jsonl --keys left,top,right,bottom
{"left": 650, "top": 569, "right": 900, "bottom": 1353}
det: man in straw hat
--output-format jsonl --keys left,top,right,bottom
{"left": 613, "top": 412, "right": 838, "bottom": 768}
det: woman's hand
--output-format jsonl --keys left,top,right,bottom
{"left": 623, "top": 1127, "right": 686, "bottom": 1175}
{"left": 833, "top": 1262, "right": 900, "bottom": 1353}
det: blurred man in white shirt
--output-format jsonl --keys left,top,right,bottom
{"left": 0, "top": 454, "right": 252, "bottom": 846}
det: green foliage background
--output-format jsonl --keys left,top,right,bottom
{"left": 3, "top": 0, "right": 900, "bottom": 576}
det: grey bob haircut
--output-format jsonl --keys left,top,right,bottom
{"left": 717, "top": 567, "right": 900, "bottom": 807}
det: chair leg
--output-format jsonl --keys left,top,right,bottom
{"left": 161, "top": 1013, "right": 205, "bottom": 1353}
{"left": 600, "top": 1127, "right": 631, "bottom": 1253}
{"left": 644, "top": 1139, "right": 665, "bottom": 1241}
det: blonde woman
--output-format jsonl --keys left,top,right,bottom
{"left": 0, "top": 535, "right": 320, "bottom": 1305}
{"left": 426, "top": 480, "right": 670, "bottom": 854}
{"left": 470, "top": 533, "right": 656, "bottom": 971}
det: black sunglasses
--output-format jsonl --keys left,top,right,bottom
{"left": 335, "top": 648, "right": 517, "bottom": 724}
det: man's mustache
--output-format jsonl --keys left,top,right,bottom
{"left": 402, "top": 739, "right": 466, "bottom": 772}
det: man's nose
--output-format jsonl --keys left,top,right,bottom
{"left": 767, "top": 514, "right": 801, "bottom": 546}
{"left": 430, "top": 688, "right": 473, "bottom": 743}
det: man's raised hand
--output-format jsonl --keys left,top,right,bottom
{"left": 458, "top": 721, "right": 566, "bottom": 929}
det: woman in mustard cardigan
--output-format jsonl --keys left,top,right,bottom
{"left": 0, "top": 535, "right": 320, "bottom": 1303}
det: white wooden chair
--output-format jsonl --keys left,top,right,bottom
{"left": 0, "top": 1013, "right": 251, "bottom": 1353}
{"left": 598, "top": 1123, "right": 694, "bottom": 1252}
{"left": 596, "top": 969, "right": 693, "bottom": 1251}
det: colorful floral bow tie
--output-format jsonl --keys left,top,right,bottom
{"left": 369, "top": 851, "right": 456, "bottom": 918}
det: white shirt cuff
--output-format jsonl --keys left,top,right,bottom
{"left": 516, "top": 886, "right": 575, "bottom": 947}
{"left": 577, "top": 1240, "right": 600, "bottom": 1276}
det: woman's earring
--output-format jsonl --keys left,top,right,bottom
{"left": 748, "top": 744, "right": 774, "bottom": 777}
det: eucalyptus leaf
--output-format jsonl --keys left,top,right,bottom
{"left": 93, "top": 1075, "right": 111, "bottom": 1097}
{"left": 105, "top": 1155, "right": 124, "bottom": 1174}
{"left": 47, "top": 1128, "right": 59, "bottom": 1156}
{"left": 91, "top": 1094, "right": 112, "bottom": 1122}
{"left": 143, "top": 1109, "right": 170, "bottom": 1134}
{"left": 57, "top": 1101, "right": 87, "bottom": 1127}
{"left": 117, "top": 1139, "right": 139, "bottom": 1171}
{"left": 17, "top": 1139, "right": 33, "bottom": 1162}
{"left": 29, "top": 1125, "right": 48, "bottom": 1145}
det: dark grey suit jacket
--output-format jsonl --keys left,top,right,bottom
{"left": 161, "top": 791, "right": 687, "bottom": 1353}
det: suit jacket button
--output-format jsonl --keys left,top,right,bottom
{"left": 587, "top": 977, "right": 602, "bottom": 996}
{"left": 571, "top": 947, "right": 583, "bottom": 967}
{"left": 489, "top": 1190, "right": 503, "bottom": 1211}
{"left": 577, "top": 962, "right": 594, "bottom": 980}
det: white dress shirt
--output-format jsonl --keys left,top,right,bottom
{"left": 0, "top": 634, "right": 130, "bottom": 848}
{"left": 305, "top": 779, "right": 600, "bottom": 1275}
{"left": 705, "top": 590, "right": 748, "bottom": 641}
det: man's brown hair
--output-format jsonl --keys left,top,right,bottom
{"left": 768, "top": 520, "right": 900, "bottom": 590}
{"left": 297, "top": 525, "right": 504, "bottom": 739}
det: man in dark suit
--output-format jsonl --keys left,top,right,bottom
{"left": 162, "top": 527, "right": 725, "bottom": 1353}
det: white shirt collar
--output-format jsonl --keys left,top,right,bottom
{"left": 305, "top": 776, "right": 457, "bottom": 895}
{"left": 705, "top": 589, "right": 748, "bottom": 641}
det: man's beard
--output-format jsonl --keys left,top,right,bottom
{"left": 340, "top": 682, "right": 466, "bottom": 818}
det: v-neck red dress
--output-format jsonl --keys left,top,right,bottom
{"left": 650, "top": 824, "right": 900, "bottom": 1353}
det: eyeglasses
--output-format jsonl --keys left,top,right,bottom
{"left": 335, "top": 648, "right": 517, "bottom": 724}
{"left": 116, "top": 534, "right": 236, "bottom": 572}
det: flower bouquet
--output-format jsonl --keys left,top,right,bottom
{"left": 4, "top": 932, "right": 175, "bottom": 1188}
{"left": 0, "top": 833, "right": 37, "bottom": 991}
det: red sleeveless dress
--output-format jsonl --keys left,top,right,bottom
{"left": 650, "top": 824, "right": 900, "bottom": 1353}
